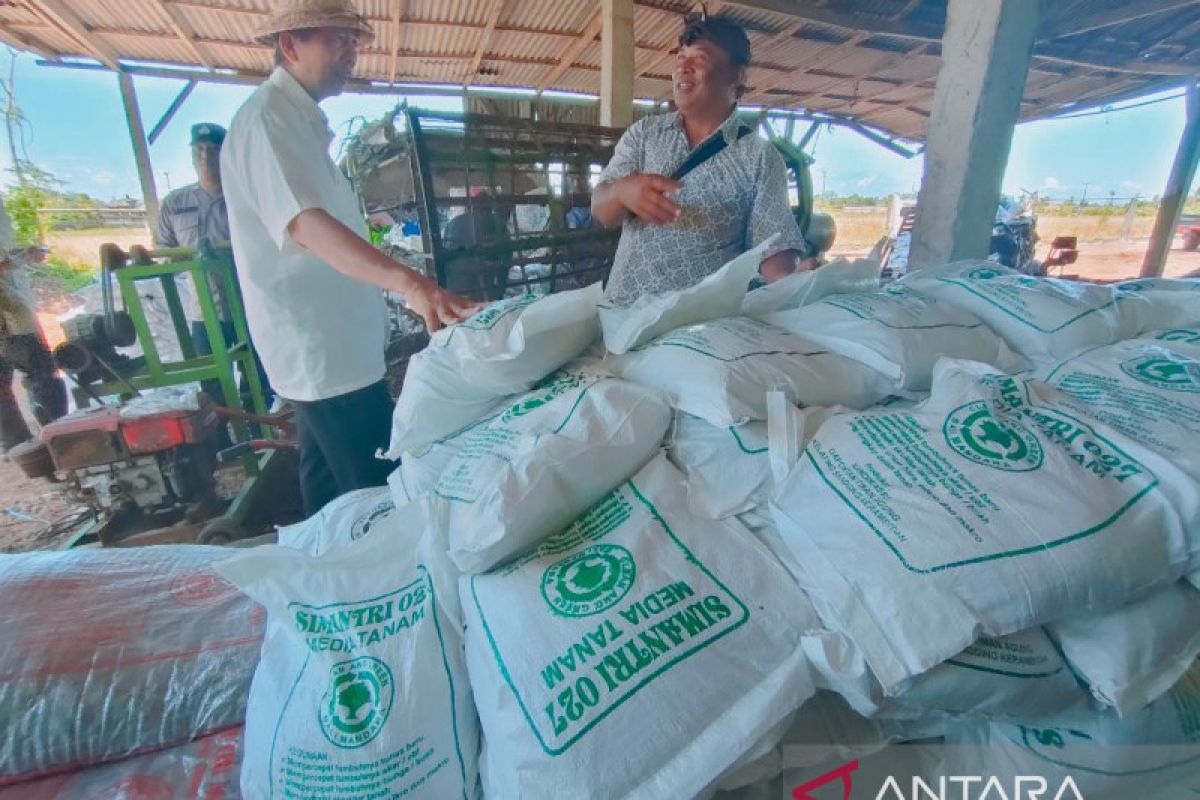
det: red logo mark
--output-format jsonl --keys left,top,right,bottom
{"left": 792, "top": 759, "right": 859, "bottom": 800}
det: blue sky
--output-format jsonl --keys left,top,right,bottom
{"left": 2, "top": 49, "right": 1195, "bottom": 204}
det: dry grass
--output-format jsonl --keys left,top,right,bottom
{"left": 45, "top": 227, "right": 152, "bottom": 272}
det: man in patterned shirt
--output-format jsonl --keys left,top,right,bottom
{"left": 592, "top": 15, "right": 809, "bottom": 303}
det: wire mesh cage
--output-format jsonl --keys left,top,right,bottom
{"left": 345, "top": 105, "right": 625, "bottom": 303}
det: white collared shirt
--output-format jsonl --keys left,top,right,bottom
{"left": 221, "top": 67, "right": 388, "bottom": 402}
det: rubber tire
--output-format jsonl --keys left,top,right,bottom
{"left": 1183, "top": 230, "right": 1200, "bottom": 251}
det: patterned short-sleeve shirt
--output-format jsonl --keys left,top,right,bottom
{"left": 599, "top": 109, "right": 808, "bottom": 304}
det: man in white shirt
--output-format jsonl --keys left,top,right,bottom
{"left": 222, "top": 0, "right": 478, "bottom": 516}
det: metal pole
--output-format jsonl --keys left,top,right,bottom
{"left": 1141, "top": 79, "right": 1200, "bottom": 277}
{"left": 117, "top": 71, "right": 160, "bottom": 230}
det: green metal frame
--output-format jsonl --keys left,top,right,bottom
{"left": 91, "top": 246, "right": 269, "bottom": 446}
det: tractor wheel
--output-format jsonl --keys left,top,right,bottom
{"left": 197, "top": 517, "right": 243, "bottom": 546}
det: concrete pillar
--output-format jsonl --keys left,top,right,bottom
{"left": 117, "top": 71, "right": 160, "bottom": 231}
{"left": 1141, "top": 79, "right": 1200, "bottom": 277}
{"left": 909, "top": 0, "right": 1038, "bottom": 269}
{"left": 600, "top": 0, "right": 635, "bottom": 128}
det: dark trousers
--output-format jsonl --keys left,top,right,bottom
{"left": 190, "top": 321, "right": 273, "bottom": 408}
{"left": 290, "top": 380, "right": 395, "bottom": 517}
{"left": 0, "top": 332, "right": 67, "bottom": 448}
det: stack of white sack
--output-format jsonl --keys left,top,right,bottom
{"left": 768, "top": 358, "right": 1199, "bottom": 695}
{"left": 898, "top": 261, "right": 1154, "bottom": 364}
{"left": 462, "top": 455, "right": 816, "bottom": 800}
{"left": 385, "top": 281, "right": 603, "bottom": 457}
{"left": 216, "top": 503, "right": 481, "bottom": 800}
{"left": 0, "top": 546, "right": 263, "bottom": 787}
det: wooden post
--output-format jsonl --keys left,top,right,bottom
{"left": 1141, "top": 79, "right": 1200, "bottom": 277}
{"left": 909, "top": 0, "right": 1038, "bottom": 268}
{"left": 117, "top": 71, "right": 160, "bottom": 231}
{"left": 600, "top": 0, "right": 634, "bottom": 128}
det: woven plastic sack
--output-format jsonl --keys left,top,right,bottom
{"left": 1039, "top": 336, "right": 1200, "bottom": 482}
{"left": 613, "top": 317, "right": 892, "bottom": 427}
{"left": 0, "top": 727, "right": 242, "bottom": 800}
{"left": 0, "top": 546, "right": 264, "bottom": 786}
{"left": 941, "top": 660, "right": 1200, "bottom": 800}
{"left": 770, "top": 359, "right": 1198, "bottom": 693}
{"left": 740, "top": 256, "right": 881, "bottom": 318}
{"left": 900, "top": 261, "right": 1151, "bottom": 362}
{"left": 386, "top": 282, "right": 602, "bottom": 456}
{"left": 276, "top": 485, "right": 398, "bottom": 556}
{"left": 216, "top": 522, "right": 479, "bottom": 800}
{"left": 600, "top": 235, "right": 778, "bottom": 354}
{"left": 1048, "top": 581, "right": 1200, "bottom": 715}
{"left": 761, "top": 284, "right": 1027, "bottom": 391}
{"left": 416, "top": 363, "right": 672, "bottom": 574}
{"left": 462, "top": 455, "right": 814, "bottom": 800}
{"left": 1114, "top": 277, "right": 1200, "bottom": 334}
{"left": 668, "top": 413, "right": 772, "bottom": 519}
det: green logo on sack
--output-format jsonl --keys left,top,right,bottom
{"left": 966, "top": 266, "right": 1005, "bottom": 280}
{"left": 1120, "top": 354, "right": 1200, "bottom": 393}
{"left": 540, "top": 544, "right": 636, "bottom": 618}
{"left": 351, "top": 500, "right": 395, "bottom": 541}
{"left": 319, "top": 657, "right": 394, "bottom": 748}
{"left": 1155, "top": 328, "right": 1200, "bottom": 344}
{"left": 943, "top": 401, "right": 1044, "bottom": 472}
{"left": 501, "top": 371, "right": 585, "bottom": 423}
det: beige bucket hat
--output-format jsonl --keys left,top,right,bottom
{"left": 254, "top": 0, "right": 375, "bottom": 45}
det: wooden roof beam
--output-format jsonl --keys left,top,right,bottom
{"left": 633, "top": 0, "right": 723, "bottom": 80}
{"left": 463, "top": 0, "right": 506, "bottom": 87}
{"left": 720, "top": 0, "right": 941, "bottom": 42}
{"left": 22, "top": 0, "right": 120, "bottom": 70}
{"left": 1041, "top": 0, "right": 1200, "bottom": 41}
{"left": 1034, "top": 46, "right": 1198, "bottom": 76}
{"left": 537, "top": 7, "right": 602, "bottom": 92}
{"left": 744, "top": 31, "right": 867, "bottom": 105}
{"left": 0, "top": 22, "right": 56, "bottom": 59}
{"left": 149, "top": 0, "right": 213, "bottom": 70}
{"left": 388, "top": 0, "right": 406, "bottom": 83}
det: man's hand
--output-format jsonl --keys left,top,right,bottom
{"left": 401, "top": 273, "right": 483, "bottom": 332}
{"left": 615, "top": 174, "right": 683, "bottom": 225}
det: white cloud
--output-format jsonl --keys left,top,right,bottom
{"left": 1043, "top": 176, "right": 1063, "bottom": 190}
{"left": 855, "top": 174, "right": 878, "bottom": 190}
{"left": 1121, "top": 180, "right": 1140, "bottom": 191}
{"left": 91, "top": 170, "right": 115, "bottom": 186}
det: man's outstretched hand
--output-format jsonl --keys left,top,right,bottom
{"left": 403, "top": 273, "right": 484, "bottom": 332}
{"left": 615, "top": 173, "right": 683, "bottom": 225}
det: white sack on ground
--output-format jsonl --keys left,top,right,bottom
{"left": 417, "top": 363, "right": 672, "bottom": 574}
{"left": 1048, "top": 581, "right": 1200, "bottom": 715}
{"left": 900, "top": 261, "right": 1150, "bottom": 362}
{"left": 668, "top": 413, "right": 772, "bottom": 519}
{"left": 277, "top": 485, "right": 399, "bottom": 556}
{"left": 940, "top": 660, "right": 1200, "bottom": 800}
{"left": 462, "top": 455, "right": 815, "bottom": 800}
{"left": 770, "top": 359, "right": 1197, "bottom": 693}
{"left": 216, "top": 523, "right": 479, "bottom": 800}
{"left": 761, "top": 285, "right": 1027, "bottom": 391}
{"left": 1114, "top": 277, "right": 1200, "bottom": 334}
{"left": 1038, "top": 336, "right": 1200, "bottom": 482}
{"left": 0, "top": 546, "right": 264, "bottom": 786}
{"left": 0, "top": 727, "right": 242, "bottom": 800}
{"left": 386, "top": 282, "right": 602, "bottom": 456}
{"left": 740, "top": 256, "right": 881, "bottom": 318}
{"left": 600, "top": 234, "right": 778, "bottom": 354}
{"left": 613, "top": 317, "right": 892, "bottom": 427}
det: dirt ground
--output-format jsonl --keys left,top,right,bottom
{"left": 0, "top": 222, "right": 1195, "bottom": 554}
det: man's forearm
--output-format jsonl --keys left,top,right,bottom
{"left": 591, "top": 181, "right": 627, "bottom": 228}
{"left": 287, "top": 209, "right": 423, "bottom": 295}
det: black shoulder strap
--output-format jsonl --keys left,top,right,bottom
{"left": 670, "top": 123, "right": 752, "bottom": 181}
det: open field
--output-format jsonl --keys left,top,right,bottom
{"left": 45, "top": 226, "right": 152, "bottom": 269}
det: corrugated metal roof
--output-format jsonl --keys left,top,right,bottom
{"left": 3, "top": 0, "right": 1194, "bottom": 141}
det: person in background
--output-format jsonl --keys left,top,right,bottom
{"left": 155, "top": 123, "right": 273, "bottom": 408}
{"left": 591, "top": 14, "right": 810, "bottom": 303}
{"left": 221, "top": 0, "right": 479, "bottom": 516}
{"left": 0, "top": 203, "right": 66, "bottom": 451}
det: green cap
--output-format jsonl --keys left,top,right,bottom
{"left": 190, "top": 123, "right": 226, "bottom": 147}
